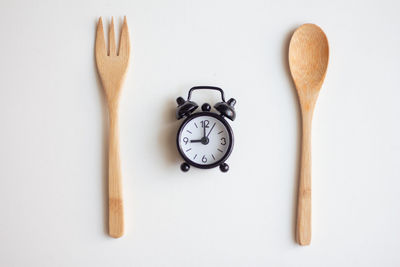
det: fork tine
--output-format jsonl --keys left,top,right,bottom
{"left": 118, "top": 16, "right": 130, "bottom": 57}
{"left": 95, "top": 17, "right": 106, "bottom": 57}
{"left": 109, "top": 17, "right": 117, "bottom": 56}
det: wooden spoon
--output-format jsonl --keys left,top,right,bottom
{"left": 288, "top": 24, "right": 329, "bottom": 245}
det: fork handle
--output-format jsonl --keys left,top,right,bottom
{"left": 296, "top": 109, "right": 313, "bottom": 245}
{"left": 108, "top": 107, "right": 124, "bottom": 238}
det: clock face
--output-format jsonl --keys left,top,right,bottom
{"left": 177, "top": 112, "right": 233, "bottom": 168}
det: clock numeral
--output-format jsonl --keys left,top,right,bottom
{"left": 183, "top": 137, "right": 189, "bottom": 145}
{"left": 221, "top": 137, "right": 226, "bottom": 145}
{"left": 202, "top": 155, "right": 207, "bottom": 163}
{"left": 200, "top": 120, "right": 210, "bottom": 129}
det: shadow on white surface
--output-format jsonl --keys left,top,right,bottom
{"left": 93, "top": 17, "right": 110, "bottom": 236}
{"left": 282, "top": 26, "right": 302, "bottom": 244}
{"left": 158, "top": 98, "right": 181, "bottom": 166}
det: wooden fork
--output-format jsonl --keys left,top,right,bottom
{"left": 95, "top": 16, "right": 130, "bottom": 238}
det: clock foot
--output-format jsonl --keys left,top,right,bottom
{"left": 220, "top": 163, "right": 229, "bottom": 172}
{"left": 180, "top": 163, "right": 190, "bottom": 172}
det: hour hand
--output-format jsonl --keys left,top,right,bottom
{"left": 191, "top": 137, "right": 209, "bottom": 145}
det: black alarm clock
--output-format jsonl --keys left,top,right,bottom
{"left": 175, "top": 86, "right": 236, "bottom": 172}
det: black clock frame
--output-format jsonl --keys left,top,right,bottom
{"left": 176, "top": 111, "right": 234, "bottom": 170}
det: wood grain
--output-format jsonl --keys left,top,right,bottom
{"left": 288, "top": 23, "right": 329, "bottom": 245}
{"left": 95, "top": 16, "right": 130, "bottom": 238}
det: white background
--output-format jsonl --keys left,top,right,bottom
{"left": 0, "top": 0, "right": 399, "bottom": 266}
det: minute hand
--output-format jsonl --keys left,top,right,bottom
{"left": 206, "top": 123, "right": 216, "bottom": 138}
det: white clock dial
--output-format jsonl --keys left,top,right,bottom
{"left": 178, "top": 114, "right": 232, "bottom": 167}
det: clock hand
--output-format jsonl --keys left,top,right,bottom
{"left": 191, "top": 136, "right": 210, "bottom": 145}
{"left": 206, "top": 123, "right": 216, "bottom": 138}
{"left": 203, "top": 123, "right": 206, "bottom": 138}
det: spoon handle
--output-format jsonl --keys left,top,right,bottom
{"left": 297, "top": 110, "right": 313, "bottom": 245}
{"left": 108, "top": 106, "right": 124, "bottom": 238}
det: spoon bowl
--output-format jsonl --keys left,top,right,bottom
{"left": 288, "top": 23, "right": 329, "bottom": 245}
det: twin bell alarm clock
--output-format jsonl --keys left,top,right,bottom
{"left": 175, "top": 86, "right": 237, "bottom": 172}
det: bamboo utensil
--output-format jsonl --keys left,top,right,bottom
{"left": 288, "top": 24, "right": 329, "bottom": 245}
{"left": 95, "top": 16, "right": 130, "bottom": 238}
